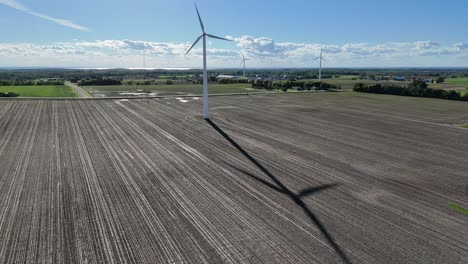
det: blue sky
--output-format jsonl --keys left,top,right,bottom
{"left": 1, "top": 0, "right": 468, "bottom": 68}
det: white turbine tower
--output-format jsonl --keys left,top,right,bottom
{"left": 314, "top": 49, "right": 326, "bottom": 82}
{"left": 240, "top": 53, "right": 249, "bottom": 78}
{"left": 186, "top": 3, "right": 231, "bottom": 119}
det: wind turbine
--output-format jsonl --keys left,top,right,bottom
{"left": 314, "top": 49, "right": 326, "bottom": 82}
{"left": 186, "top": 3, "right": 231, "bottom": 119}
{"left": 240, "top": 53, "right": 249, "bottom": 78}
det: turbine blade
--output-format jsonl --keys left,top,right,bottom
{"left": 206, "top": 34, "right": 232, "bottom": 42}
{"left": 322, "top": 57, "right": 327, "bottom": 62}
{"left": 313, "top": 57, "right": 320, "bottom": 61}
{"left": 185, "top": 35, "right": 203, "bottom": 56}
{"left": 194, "top": 3, "right": 205, "bottom": 32}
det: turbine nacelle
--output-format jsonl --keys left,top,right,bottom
{"left": 240, "top": 53, "right": 250, "bottom": 65}
{"left": 314, "top": 49, "right": 326, "bottom": 62}
{"left": 185, "top": 3, "right": 232, "bottom": 56}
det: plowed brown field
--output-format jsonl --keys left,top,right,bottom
{"left": 0, "top": 93, "right": 467, "bottom": 263}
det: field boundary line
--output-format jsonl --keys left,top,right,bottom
{"left": 64, "top": 81, "right": 93, "bottom": 98}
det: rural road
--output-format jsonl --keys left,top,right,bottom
{"left": 0, "top": 93, "right": 467, "bottom": 263}
{"left": 65, "top": 81, "right": 92, "bottom": 98}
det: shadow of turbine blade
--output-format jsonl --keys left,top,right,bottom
{"left": 206, "top": 118, "right": 352, "bottom": 264}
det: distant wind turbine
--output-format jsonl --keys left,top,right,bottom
{"left": 240, "top": 53, "right": 249, "bottom": 78}
{"left": 186, "top": 3, "right": 232, "bottom": 119}
{"left": 314, "top": 49, "right": 326, "bottom": 82}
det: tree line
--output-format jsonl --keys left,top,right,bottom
{"left": 78, "top": 79, "right": 122, "bottom": 86}
{"left": 353, "top": 81, "right": 468, "bottom": 101}
{"left": 0, "top": 80, "right": 64, "bottom": 86}
{"left": 270, "top": 81, "right": 340, "bottom": 91}
{"left": 218, "top": 78, "right": 249, "bottom": 84}
{"left": 0, "top": 92, "right": 19, "bottom": 97}
{"left": 214, "top": 78, "right": 340, "bottom": 92}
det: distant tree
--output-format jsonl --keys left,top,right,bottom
{"left": 408, "top": 80, "right": 428, "bottom": 92}
{"left": 447, "top": 90, "right": 461, "bottom": 100}
{"left": 353, "top": 81, "right": 467, "bottom": 102}
{"left": 258, "top": 80, "right": 263, "bottom": 88}
{"left": 273, "top": 81, "right": 283, "bottom": 90}
{"left": 166, "top": 80, "right": 173, "bottom": 85}
{"left": 282, "top": 81, "right": 292, "bottom": 89}
{"left": 0, "top": 92, "right": 19, "bottom": 97}
{"left": 79, "top": 79, "right": 122, "bottom": 86}
{"left": 462, "top": 93, "right": 468, "bottom": 101}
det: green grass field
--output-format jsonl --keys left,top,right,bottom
{"left": 0, "top": 86, "right": 77, "bottom": 97}
{"left": 85, "top": 83, "right": 267, "bottom": 96}
{"left": 445, "top": 78, "right": 468, "bottom": 86}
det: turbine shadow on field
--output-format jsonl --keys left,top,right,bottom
{"left": 206, "top": 118, "right": 352, "bottom": 264}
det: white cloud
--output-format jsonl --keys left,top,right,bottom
{"left": 0, "top": 0, "right": 90, "bottom": 32}
{"left": 342, "top": 43, "right": 372, "bottom": 55}
{"left": 231, "top": 36, "right": 404, "bottom": 59}
{"left": 455, "top": 42, "right": 468, "bottom": 51}
{"left": 415, "top": 41, "right": 440, "bottom": 51}
{"left": 1, "top": 37, "right": 468, "bottom": 68}
{"left": 234, "top": 36, "right": 277, "bottom": 57}
{"left": 76, "top": 40, "right": 191, "bottom": 56}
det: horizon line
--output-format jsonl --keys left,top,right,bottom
{"left": 1, "top": 66, "right": 468, "bottom": 71}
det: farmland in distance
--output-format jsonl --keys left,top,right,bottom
{"left": 0, "top": 85, "right": 77, "bottom": 97}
